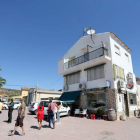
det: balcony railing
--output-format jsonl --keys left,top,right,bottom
{"left": 64, "top": 47, "right": 108, "bottom": 69}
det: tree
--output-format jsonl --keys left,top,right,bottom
{"left": 0, "top": 68, "right": 6, "bottom": 88}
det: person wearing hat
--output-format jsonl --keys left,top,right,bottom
{"left": 7, "top": 98, "right": 14, "bottom": 123}
{"left": 9, "top": 98, "right": 26, "bottom": 136}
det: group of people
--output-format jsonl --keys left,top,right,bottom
{"left": 37, "top": 99, "right": 61, "bottom": 130}
{"left": 0, "top": 98, "right": 61, "bottom": 136}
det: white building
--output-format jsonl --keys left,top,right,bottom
{"left": 58, "top": 31, "right": 138, "bottom": 120}
{"left": 27, "top": 88, "right": 62, "bottom": 105}
{"left": 136, "top": 77, "right": 140, "bottom": 108}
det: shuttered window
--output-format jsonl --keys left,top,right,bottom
{"left": 87, "top": 66, "right": 105, "bottom": 81}
{"left": 69, "top": 56, "right": 75, "bottom": 67}
{"left": 129, "top": 93, "right": 137, "bottom": 105}
{"left": 115, "top": 45, "right": 120, "bottom": 55}
{"left": 125, "top": 53, "right": 129, "bottom": 62}
{"left": 113, "top": 64, "right": 124, "bottom": 80}
{"left": 65, "top": 73, "right": 80, "bottom": 85}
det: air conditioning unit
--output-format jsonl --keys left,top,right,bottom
{"left": 118, "top": 80, "right": 125, "bottom": 88}
{"left": 63, "top": 85, "right": 69, "bottom": 91}
{"left": 79, "top": 83, "right": 86, "bottom": 89}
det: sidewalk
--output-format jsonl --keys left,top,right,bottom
{"left": 0, "top": 110, "right": 140, "bottom": 140}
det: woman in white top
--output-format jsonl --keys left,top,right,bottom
{"left": 56, "top": 102, "right": 61, "bottom": 122}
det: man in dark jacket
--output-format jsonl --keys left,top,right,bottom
{"left": 8, "top": 99, "right": 14, "bottom": 123}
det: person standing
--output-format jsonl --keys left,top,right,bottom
{"left": 48, "top": 99, "right": 56, "bottom": 129}
{"left": 56, "top": 102, "right": 61, "bottom": 122}
{"left": 0, "top": 99, "right": 3, "bottom": 114}
{"left": 54, "top": 102, "right": 57, "bottom": 122}
{"left": 8, "top": 99, "right": 14, "bottom": 123}
{"left": 37, "top": 102, "right": 44, "bottom": 130}
{"left": 9, "top": 98, "right": 26, "bottom": 136}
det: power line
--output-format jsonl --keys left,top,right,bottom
{"left": 46, "top": 77, "right": 63, "bottom": 88}
{"left": 4, "top": 84, "right": 35, "bottom": 87}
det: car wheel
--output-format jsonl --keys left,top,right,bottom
{"left": 68, "top": 111, "right": 71, "bottom": 116}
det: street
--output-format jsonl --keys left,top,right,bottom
{"left": 0, "top": 110, "right": 140, "bottom": 140}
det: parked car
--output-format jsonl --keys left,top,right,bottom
{"left": 28, "top": 102, "right": 39, "bottom": 115}
{"left": 2, "top": 103, "right": 8, "bottom": 110}
{"left": 13, "top": 101, "right": 21, "bottom": 110}
{"left": 40, "top": 100, "right": 71, "bottom": 117}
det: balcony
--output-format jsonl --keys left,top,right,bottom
{"left": 64, "top": 47, "right": 108, "bottom": 70}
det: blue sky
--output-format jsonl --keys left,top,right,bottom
{"left": 0, "top": 0, "right": 140, "bottom": 90}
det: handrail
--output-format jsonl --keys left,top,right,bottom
{"left": 64, "top": 47, "right": 108, "bottom": 69}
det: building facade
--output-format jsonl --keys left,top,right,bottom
{"left": 12, "top": 87, "right": 30, "bottom": 104}
{"left": 0, "top": 93, "right": 9, "bottom": 102}
{"left": 58, "top": 32, "right": 137, "bottom": 120}
{"left": 136, "top": 77, "right": 140, "bottom": 108}
{"left": 27, "top": 88, "right": 62, "bottom": 105}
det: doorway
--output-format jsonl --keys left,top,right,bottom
{"left": 124, "top": 94, "right": 129, "bottom": 117}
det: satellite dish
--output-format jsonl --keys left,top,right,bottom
{"left": 87, "top": 29, "right": 95, "bottom": 35}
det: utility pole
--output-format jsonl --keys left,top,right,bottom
{"left": 35, "top": 81, "right": 38, "bottom": 102}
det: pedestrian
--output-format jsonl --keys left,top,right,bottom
{"left": 7, "top": 99, "right": 14, "bottom": 123}
{"left": 48, "top": 99, "right": 57, "bottom": 129}
{"left": 56, "top": 102, "right": 61, "bottom": 123}
{"left": 37, "top": 102, "right": 44, "bottom": 130}
{"left": 54, "top": 102, "right": 57, "bottom": 122}
{"left": 8, "top": 98, "right": 26, "bottom": 136}
{"left": 0, "top": 99, "right": 3, "bottom": 114}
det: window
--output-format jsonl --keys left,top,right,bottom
{"left": 113, "top": 64, "right": 124, "bottom": 80}
{"left": 87, "top": 93, "right": 106, "bottom": 108}
{"left": 87, "top": 66, "right": 105, "bottom": 81}
{"left": 40, "top": 101, "right": 49, "bottom": 107}
{"left": 69, "top": 56, "right": 75, "bottom": 67}
{"left": 125, "top": 53, "right": 129, "bottom": 62}
{"left": 62, "top": 102, "right": 67, "bottom": 107}
{"left": 129, "top": 93, "right": 137, "bottom": 105}
{"left": 65, "top": 73, "right": 80, "bottom": 85}
{"left": 115, "top": 45, "right": 120, "bottom": 55}
{"left": 31, "top": 103, "right": 35, "bottom": 106}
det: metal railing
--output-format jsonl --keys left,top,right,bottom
{"left": 64, "top": 47, "right": 108, "bottom": 70}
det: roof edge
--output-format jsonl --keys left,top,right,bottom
{"left": 110, "top": 32, "right": 132, "bottom": 52}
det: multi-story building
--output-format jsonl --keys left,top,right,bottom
{"left": 58, "top": 31, "right": 138, "bottom": 120}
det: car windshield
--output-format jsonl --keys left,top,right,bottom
{"left": 40, "top": 101, "right": 49, "bottom": 107}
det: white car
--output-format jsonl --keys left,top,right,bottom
{"left": 13, "top": 102, "right": 21, "bottom": 110}
{"left": 2, "top": 103, "right": 8, "bottom": 110}
{"left": 40, "top": 100, "right": 71, "bottom": 117}
{"left": 28, "top": 102, "right": 39, "bottom": 115}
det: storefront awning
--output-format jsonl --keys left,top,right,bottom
{"left": 59, "top": 91, "right": 81, "bottom": 103}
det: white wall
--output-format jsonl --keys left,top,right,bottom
{"left": 61, "top": 32, "right": 115, "bottom": 91}
{"left": 109, "top": 35, "right": 137, "bottom": 93}
{"left": 137, "top": 81, "right": 140, "bottom": 107}
{"left": 109, "top": 35, "right": 137, "bottom": 111}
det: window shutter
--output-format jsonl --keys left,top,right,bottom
{"left": 113, "top": 64, "right": 117, "bottom": 81}
{"left": 120, "top": 68, "right": 124, "bottom": 80}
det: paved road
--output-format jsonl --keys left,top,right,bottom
{"left": 0, "top": 110, "right": 140, "bottom": 140}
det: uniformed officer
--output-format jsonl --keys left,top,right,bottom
{"left": 8, "top": 99, "right": 14, "bottom": 123}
